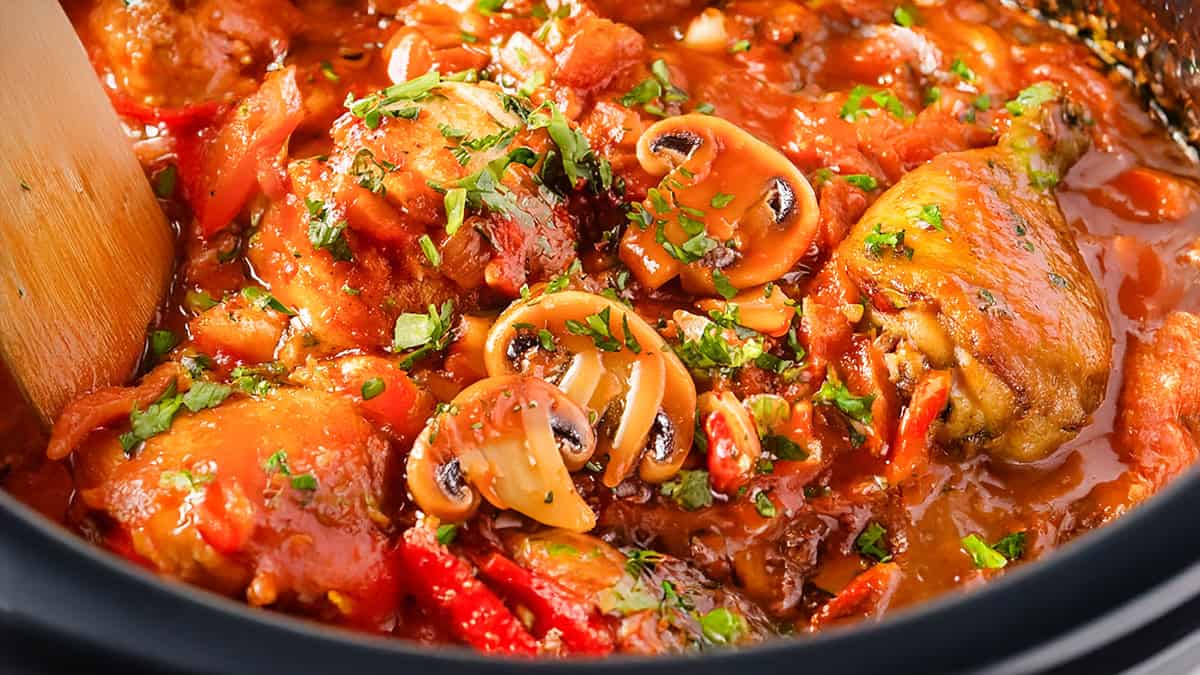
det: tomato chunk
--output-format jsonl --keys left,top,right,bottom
{"left": 181, "top": 66, "right": 305, "bottom": 237}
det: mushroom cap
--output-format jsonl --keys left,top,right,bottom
{"left": 485, "top": 290, "right": 697, "bottom": 487}
{"left": 406, "top": 375, "right": 598, "bottom": 531}
{"left": 621, "top": 114, "right": 819, "bottom": 295}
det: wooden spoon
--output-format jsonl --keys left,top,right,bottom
{"left": 0, "top": 1, "right": 173, "bottom": 426}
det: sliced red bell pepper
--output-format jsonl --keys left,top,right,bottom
{"left": 108, "top": 93, "right": 224, "bottom": 131}
{"left": 398, "top": 528, "right": 539, "bottom": 656}
{"left": 706, "top": 409, "right": 752, "bottom": 494}
{"left": 475, "top": 552, "right": 614, "bottom": 656}
{"left": 810, "top": 561, "right": 901, "bottom": 629}
{"left": 183, "top": 66, "right": 305, "bottom": 238}
{"left": 887, "top": 369, "right": 952, "bottom": 484}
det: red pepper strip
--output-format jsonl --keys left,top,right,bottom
{"left": 706, "top": 410, "right": 750, "bottom": 494}
{"left": 887, "top": 369, "right": 953, "bottom": 485}
{"left": 108, "top": 92, "right": 223, "bottom": 131}
{"left": 810, "top": 562, "right": 901, "bottom": 629}
{"left": 475, "top": 552, "right": 614, "bottom": 656}
{"left": 398, "top": 528, "right": 539, "bottom": 656}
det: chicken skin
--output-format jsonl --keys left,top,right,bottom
{"left": 836, "top": 84, "right": 1111, "bottom": 462}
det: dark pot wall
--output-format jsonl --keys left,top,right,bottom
{"left": 2, "top": 2, "right": 1199, "bottom": 673}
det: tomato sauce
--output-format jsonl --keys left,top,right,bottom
{"left": 5, "top": 0, "right": 1199, "bottom": 656}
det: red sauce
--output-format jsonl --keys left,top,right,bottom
{"left": 4, "top": 0, "right": 1199, "bottom": 656}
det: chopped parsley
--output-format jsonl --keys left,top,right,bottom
{"left": 350, "top": 149, "right": 393, "bottom": 195}
{"left": 712, "top": 270, "right": 737, "bottom": 300}
{"left": 844, "top": 174, "right": 879, "bottom": 191}
{"left": 230, "top": 363, "right": 284, "bottom": 396}
{"left": 962, "top": 534, "right": 1008, "bottom": 569}
{"left": 992, "top": 531, "right": 1027, "bottom": 560}
{"left": 436, "top": 523, "right": 459, "bottom": 545}
{"left": 710, "top": 192, "right": 735, "bottom": 208}
{"left": 565, "top": 307, "right": 622, "bottom": 352}
{"left": 619, "top": 58, "right": 688, "bottom": 117}
{"left": 418, "top": 234, "right": 441, "bottom": 268}
{"left": 361, "top": 377, "right": 386, "bottom": 400}
{"left": 344, "top": 71, "right": 441, "bottom": 129}
{"left": 153, "top": 164, "right": 177, "bottom": 198}
{"left": 159, "top": 469, "right": 215, "bottom": 492}
{"left": 660, "top": 470, "right": 714, "bottom": 510}
{"left": 729, "top": 39, "right": 751, "bottom": 53}
{"left": 319, "top": 60, "right": 340, "bottom": 82}
{"left": 673, "top": 315, "right": 765, "bottom": 373}
{"left": 186, "top": 289, "right": 219, "bottom": 312}
{"left": 149, "top": 329, "right": 178, "bottom": 356}
{"left": 1005, "top": 83, "right": 1057, "bottom": 117}
{"left": 263, "top": 449, "right": 319, "bottom": 492}
{"left": 119, "top": 381, "right": 185, "bottom": 455}
{"left": 893, "top": 5, "right": 918, "bottom": 26}
{"left": 537, "top": 328, "right": 557, "bottom": 352}
{"left": 241, "top": 286, "right": 296, "bottom": 316}
{"left": 304, "top": 198, "right": 353, "bottom": 262}
{"left": 392, "top": 300, "right": 455, "bottom": 369}
{"left": 433, "top": 147, "right": 540, "bottom": 234}
{"left": 950, "top": 57, "right": 977, "bottom": 82}
{"left": 864, "top": 224, "right": 913, "bottom": 260}
{"left": 182, "top": 382, "right": 232, "bottom": 413}
{"left": 762, "top": 434, "right": 807, "bottom": 461}
{"left": 699, "top": 608, "right": 746, "bottom": 645}
{"left": 535, "top": 103, "right": 612, "bottom": 192}
{"left": 624, "top": 548, "right": 666, "bottom": 576}
{"left": 753, "top": 491, "right": 777, "bottom": 518}
{"left": 856, "top": 522, "right": 892, "bottom": 562}
{"left": 813, "top": 374, "right": 875, "bottom": 424}
{"left": 913, "top": 203, "right": 944, "bottom": 230}
{"left": 841, "top": 85, "right": 910, "bottom": 121}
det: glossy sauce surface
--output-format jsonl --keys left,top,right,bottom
{"left": 5, "top": 0, "right": 1200, "bottom": 656}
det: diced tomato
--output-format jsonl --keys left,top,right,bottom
{"left": 188, "top": 302, "right": 289, "bottom": 365}
{"left": 810, "top": 562, "right": 902, "bottom": 629}
{"left": 181, "top": 67, "right": 305, "bottom": 237}
{"left": 328, "top": 356, "right": 433, "bottom": 442}
{"left": 195, "top": 480, "right": 256, "bottom": 556}
{"left": 1088, "top": 167, "right": 1196, "bottom": 224}
{"left": 706, "top": 410, "right": 751, "bottom": 494}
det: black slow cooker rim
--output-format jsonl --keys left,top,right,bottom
{"left": 2, "top": 460, "right": 1198, "bottom": 675}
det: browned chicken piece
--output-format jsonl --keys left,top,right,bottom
{"left": 71, "top": 388, "right": 400, "bottom": 628}
{"left": 79, "top": 0, "right": 300, "bottom": 106}
{"left": 835, "top": 84, "right": 1111, "bottom": 462}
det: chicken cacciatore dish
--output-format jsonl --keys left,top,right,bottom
{"left": 5, "top": 0, "right": 1200, "bottom": 657}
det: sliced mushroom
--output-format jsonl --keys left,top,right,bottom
{"left": 406, "top": 375, "right": 597, "bottom": 531}
{"left": 621, "top": 114, "right": 819, "bottom": 295}
{"left": 698, "top": 391, "right": 762, "bottom": 494}
{"left": 484, "top": 291, "right": 697, "bottom": 487}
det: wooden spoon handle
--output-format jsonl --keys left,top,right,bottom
{"left": 0, "top": 1, "right": 173, "bottom": 426}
